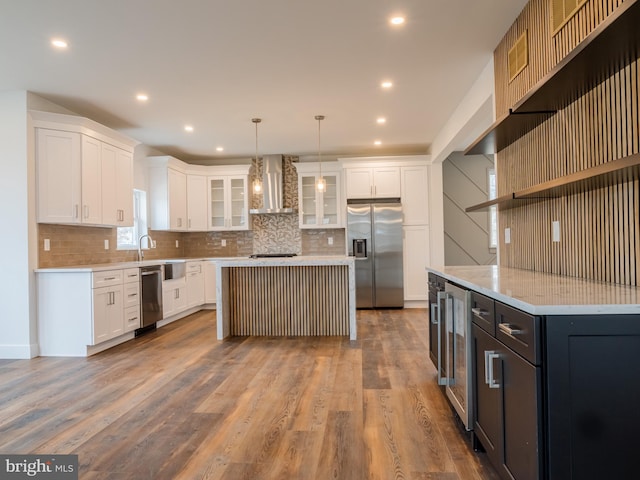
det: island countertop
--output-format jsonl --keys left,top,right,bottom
{"left": 215, "top": 255, "right": 354, "bottom": 267}
{"left": 427, "top": 265, "right": 640, "bottom": 315}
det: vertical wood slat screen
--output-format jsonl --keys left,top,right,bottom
{"left": 495, "top": 0, "right": 640, "bottom": 286}
{"left": 228, "top": 266, "right": 350, "bottom": 336}
{"left": 494, "top": 0, "right": 626, "bottom": 117}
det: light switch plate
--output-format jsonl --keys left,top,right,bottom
{"left": 221, "top": 239, "right": 227, "bottom": 247}
{"left": 328, "top": 237, "right": 334, "bottom": 245}
{"left": 552, "top": 221, "right": 560, "bottom": 242}
{"left": 175, "top": 240, "right": 180, "bottom": 248}
{"left": 104, "top": 239, "right": 109, "bottom": 250}
{"left": 505, "top": 227, "right": 511, "bottom": 244}
{"left": 44, "top": 239, "right": 50, "bottom": 251}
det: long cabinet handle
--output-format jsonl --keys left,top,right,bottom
{"left": 430, "top": 302, "right": 438, "bottom": 325}
{"left": 498, "top": 323, "right": 523, "bottom": 337}
{"left": 75, "top": 204, "right": 79, "bottom": 219}
{"left": 472, "top": 307, "right": 489, "bottom": 317}
{"left": 436, "top": 291, "right": 448, "bottom": 386}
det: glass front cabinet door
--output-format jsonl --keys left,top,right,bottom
{"left": 295, "top": 163, "right": 342, "bottom": 229}
{"left": 207, "top": 174, "right": 249, "bottom": 231}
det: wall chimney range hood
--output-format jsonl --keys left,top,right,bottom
{"left": 250, "top": 154, "right": 295, "bottom": 214}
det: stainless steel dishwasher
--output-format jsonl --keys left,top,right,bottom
{"left": 139, "top": 265, "right": 163, "bottom": 330}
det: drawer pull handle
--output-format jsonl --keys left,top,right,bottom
{"left": 128, "top": 293, "right": 137, "bottom": 297}
{"left": 128, "top": 317, "right": 138, "bottom": 322}
{"left": 472, "top": 307, "right": 489, "bottom": 317}
{"left": 103, "top": 277, "right": 117, "bottom": 281}
{"left": 499, "top": 323, "right": 522, "bottom": 336}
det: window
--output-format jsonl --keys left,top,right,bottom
{"left": 117, "top": 189, "right": 148, "bottom": 250}
{"left": 488, "top": 168, "right": 498, "bottom": 250}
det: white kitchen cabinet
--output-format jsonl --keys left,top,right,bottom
{"left": 123, "top": 267, "right": 140, "bottom": 333}
{"left": 294, "top": 163, "right": 342, "bottom": 228}
{"left": 92, "top": 284, "right": 124, "bottom": 344}
{"left": 80, "top": 136, "right": 103, "bottom": 225}
{"left": 187, "top": 174, "right": 208, "bottom": 231}
{"left": 204, "top": 260, "right": 217, "bottom": 304}
{"left": 163, "top": 277, "right": 187, "bottom": 318}
{"left": 403, "top": 225, "right": 429, "bottom": 301}
{"left": 149, "top": 162, "right": 188, "bottom": 231}
{"left": 345, "top": 166, "right": 400, "bottom": 199}
{"left": 401, "top": 165, "right": 429, "bottom": 225}
{"left": 36, "top": 128, "right": 82, "bottom": 224}
{"left": 186, "top": 261, "right": 205, "bottom": 308}
{"left": 208, "top": 175, "right": 249, "bottom": 230}
{"left": 102, "top": 144, "right": 134, "bottom": 227}
{"left": 35, "top": 123, "right": 134, "bottom": 227}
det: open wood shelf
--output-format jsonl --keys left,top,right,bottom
{"left": 465, "top": 0, "right": 640, "bottom": 156}
{"left": 465, "top": 154, "right": 640, "bottom": 212}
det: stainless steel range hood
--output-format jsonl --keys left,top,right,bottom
{"left": 249, "top": 154, "right": 295, "bottom": 214}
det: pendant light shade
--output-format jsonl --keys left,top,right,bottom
{"left": 252, "top": 118, "right": 262, "bottom": 194}
{"left": 315, "top": 115, "right": 326, "bottom": 192}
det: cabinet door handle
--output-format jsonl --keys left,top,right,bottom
{"left": 83, "top": 205, "right": 89, "bottom": 219}
{"left": 472, "top": 307, "right": 489, "bottom": 317}
{"left": 487, "top": 351, "right": 500, "bottom": 389}
{"left": 188, "top": 218, "right": 192, "bottom": 228}
{"left": 498, "top": 323, "right": 523, "bottom": 337}
{"left": 430, "top": 302, "right": 438, "bottom": 326}
{"left": 75, "top": 204, "right": 79, "bottom": 219}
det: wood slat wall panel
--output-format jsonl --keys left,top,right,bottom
{"left": 496, "top": 1, "right": 639, "bottom": 285}
{"left": 228, "top": 266, "right": 350, "bottom": 336}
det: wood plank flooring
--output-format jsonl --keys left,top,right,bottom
{"left": 0, "top": 309, "right": 499, "bottom": 480}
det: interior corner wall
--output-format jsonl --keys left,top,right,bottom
{"left": 443, "top": 152, "right": 496, "bottom": 266}
{"left": 0, "top": 91, "right": 38, "bottom": 358}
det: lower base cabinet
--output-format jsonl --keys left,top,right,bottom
{"left": 92, "top": 285, "right": 124, "bottom": 344}
{"left": 163, "top": 278, "right": 187, "bottom": 319}
{"left": 473, "top": 325, "right": 542, "bottom": 480}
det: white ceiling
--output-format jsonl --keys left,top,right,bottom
{"left": 0, "top": 0, "right": 526, "bottom": 163}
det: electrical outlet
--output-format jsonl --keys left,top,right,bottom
{"left": 104, "top": 239, "right": 109, "bottom": 250}
{"left": 552, "top": 221, "right": 560, "bottom": 242}
{"left": 44, "top": 239, "right": 50, "bottom": 251}
{"left": 328, "top": 237, "right": 333, "bottom": 245}
{"left": 504, "top": 227, "right": 511, "bottom": 244}
{"left": 175, "top": 240, "right": 180, "bottom": 248}
{"left": 221, "top": 239, "right": 227, "bottom": 247}
{"left": 152, "top": 240, "right": 157, "bottom": 248}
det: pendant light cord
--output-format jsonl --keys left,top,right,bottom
{"left": 315, "top": 115, "right": 325, "bottom": 186}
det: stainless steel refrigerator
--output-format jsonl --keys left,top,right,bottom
{"left": 347, "top": 200, "right": 404, "bottom": 308}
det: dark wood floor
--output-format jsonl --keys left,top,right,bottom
{"left": 0, "top": 309, "right": 499, "bottom": 480}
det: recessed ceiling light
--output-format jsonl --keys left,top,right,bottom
{"left": 390, "top": 16, "right": 405, "bottom": 26}
{"left": 216, "top": 147, "right": 224, "bottom": 152}
{"left": 136, "top": 93, "right": 149, "bottom": 102}
{"left": 376, "top": 117, "right": 387, "bottom": 124}
{"left": 381, "top": 81, "right": 393, "bottom": 89}
{"left": 51, "top": 38, "right": 68, "bottom": 49}
{"left": 184, "top": 125, "right": 194, "bottom": 133}
{"left": 374, "top": 140, "right": 382, "bottom": 146}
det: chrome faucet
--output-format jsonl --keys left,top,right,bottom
{"left": 138, "top": 234, "right": 154, "bottom": 261}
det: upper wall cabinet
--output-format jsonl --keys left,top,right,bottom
{"left": 294, "top": 162, "right": 342, "bottom": 229}
{"left": 208, "top": 174, "right": 249, "bottom": 231}
{"left": 344, "top": 166, "right": 400, "bottom": 199}
{"left": 33, "top": 111, "right": 137, "bottom": 227}
{"left": 148, "top": 156, "right": 251, "bottom": 232}
{"left": 400, "top": 165, "right": 429, "bottom": 225}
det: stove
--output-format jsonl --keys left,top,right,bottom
{"left": 249, "top": 253, "right": 297, "bottom": 258}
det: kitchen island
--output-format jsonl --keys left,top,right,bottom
{"left": 215, "top": 256, "right": 356, "bottom": 340}
{"left": 427, "top": 265, "right": 640, "bottom": 480}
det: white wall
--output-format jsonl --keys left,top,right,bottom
{"left": 0, "top": 91, "right": 38, "bottom": 358}
{"left": 430, "top": 58, "right": 496, "bottom": 164}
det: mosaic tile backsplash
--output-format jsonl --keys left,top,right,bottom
{"left": 37, "top": 156, "right": 345, "bottom": 268}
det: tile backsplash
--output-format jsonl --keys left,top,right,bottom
{"left": 37, "top": 155, "right": 345, "bottom": 268}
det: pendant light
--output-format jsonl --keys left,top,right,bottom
{"left": 252, "top": 118, "right": 262, "bottom": 194}
{"left": 315, "top": 115, "right": 326, "bottom": 192}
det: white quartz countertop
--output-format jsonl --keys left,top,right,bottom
{"left": 34, "top": 257, "right": 247, "bottom": 273}
{"left": 427, "top": 265, "right": 640, "bottom": 315}
{"left": 215, "top": 256, "right": 354, "bottom": 267}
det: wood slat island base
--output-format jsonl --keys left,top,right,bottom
{"left": 215, "top": 256, "right": 357, "bottom": 340}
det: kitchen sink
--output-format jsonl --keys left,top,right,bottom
{"left": 164, "top": 261, "right": 186, "bottom": 280}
